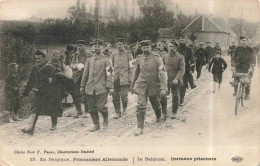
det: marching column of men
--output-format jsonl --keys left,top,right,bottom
{"left": 20, "top": 35, "right": 257, "bottom": 137}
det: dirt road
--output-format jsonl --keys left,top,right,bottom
{"left": 0, "top": 56, "right": 259, "bottom": 148}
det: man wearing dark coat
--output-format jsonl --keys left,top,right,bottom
{"left": 228, "top": 42, "right": 236, "bottom": 57}
{"left": 231, "top": 36, "right": 256, "bottom": 100}
{"left": 213, "top": 42, "right": 222, "bottom": 55}
{"left": 177, "top": 37, "right": 197, "bottom": 106}
{"left": 205, "top": 42, "right": 214, "bottom": 62}
{"left": 21, "top": 50, "right": 75, "bottom": 135}
{"left": 194, "top": 42, "right": 208, "bottom": 79}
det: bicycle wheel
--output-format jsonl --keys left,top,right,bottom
{"left": 235, "top": 83, "right": 242, "bottom": 115}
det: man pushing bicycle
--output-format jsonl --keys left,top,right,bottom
{"left": 231, "top": 35, "right": 256, "bottom": 100}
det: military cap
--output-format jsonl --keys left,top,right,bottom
{"left": 66, "top": 44, "right": 77, "bottom": 53}
{"left": 206, "top": 41, "right": 211, "bottom": 44}
{"left": 215, "top": 42, "right": 219, "bottom": 44}
{"left": 139, "top": 40, "right": 151, "bottom": 47}
{"left": 92, "top": 39, "right": 104, "bottom": 46}
{"left": 104, "top": 42, "right": 111, "bottom": 47}
{"left": 199, "top": 42, "right": 204, "bottom": 45}
{"left": 240, "top": 35, "right": 247, "bottom": 40}
{"left": 115, "top": 38, "right": 125, "bottom": 43}
{"left": 35, "top": 49, "right": 46, "bottom": 57}
{"left": 76, "top": 40, "right": 86, "bottom": 45}
{"left": 170, "top": 39, "right": 179, "bottom": 47}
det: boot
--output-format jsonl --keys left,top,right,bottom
{"left": 191, "top": 84, "right": 197, "bottom": 89}
{"left": 112, "top": 100, "right": 121, "bottom": 119}
{"left": 13, "top": 113, "right": 22, "bottom": 121}
{"left": 83, "top": 99, "right": 89, "bottom": 118}
{"left": 160, "top": 99, "right": 167, "bottom": 122}
{"left": 50, "top": 117, "right": 57, "bottom": 131}
{"left": 89, "top": 112, "right": 100, "bottom": 132}
{"left": 21, "top": 114, "right": 38, "bottom": 136}
{"left": 134, "top": 112, "right": 145, "bottom": 136}
{"left": 122, "top": 101, "right": 128, "bottom": 115}
{"left": 101, "top": 111, "right": 109, "bottom": 128}
{"left": 134, "top": 127, "right": 143, "bottom": 136}
{"left": 8, "top": 112, "right": 15, "bottom": 123}
{"left": 154, "top": 109, "right": 161, "bottom": 123}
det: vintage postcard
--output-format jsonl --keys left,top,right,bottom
{"left": 0, "top": 0, "right": 259, "bottom": 165}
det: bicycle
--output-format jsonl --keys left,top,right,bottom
{"left": 233, "top": 72, "right": 251, "bottom": 115}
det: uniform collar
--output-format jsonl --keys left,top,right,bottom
{"left": 169, "top": 51, "right": 177, "bottom": 56}
{"left": 94, "top": 53, "right": 103, "bottom": 60}
{"left": 118, "top": 49, "right": 125, "bottom": 54}
{"left": 143, "top": 53, "right": 152, "bottom": 59}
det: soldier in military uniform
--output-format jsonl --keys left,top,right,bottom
{"left": 156, "top": 41, "right": 168, "bottom": 119}
{"left": 162, "top": 40, "right": 185, "bottom": 120}
{"left": 213, "top": 42, "right": 222, "bottom": 55}
{"left": 231, "top": 36, "right": 256, "bottom": 100}
{"left": 131, "top": 40, "right": 167, "bottom": 136}
{"left": 130, "top": 43, "right": 137, "bottom": 59}
{"left": 21, "top": 50, "right": 75, "bottom": 135}
{"left": 157, "top": 42, "right": 168, "bottom": 57}
{"left": 71, "top": 40, "right": 93, "bottom": 118}
{"left": 103, "top": 42, "right": 113, "bottom": 59}
{"left": 177, "top": 37, "right": 196, "bottom": 106}
{"left": 228, "top": 42, "right": 236, "bottom": 58}
{"left": 205, "top": 42, "right": 214, "bottom": 62}
{"left": 80, "top": 39, "right": 114, "bottom": 132}
{"left": 134, "top": 42, "right": 143, "bottom": 59}
{"left": 111, "top": 38, "right": 134, "bottom": 119}
{"left": 195, "top": 42, "right": 208, "bottom": 79}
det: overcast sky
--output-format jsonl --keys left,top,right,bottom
{"left": 0, "top": 0, "right": 259, "bottom": 22}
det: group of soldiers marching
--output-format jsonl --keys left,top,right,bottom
{"left": 7, "top": 34, "right": 257, "bottom": 136}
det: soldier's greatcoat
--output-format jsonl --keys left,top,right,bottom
{"left": 132, "top": 53, "right": 167, "bottom": 96}
{"left": 23, "top": 61, "right": 72, "bottom": 117}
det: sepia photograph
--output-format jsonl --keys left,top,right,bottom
{"left": 0, "top": 0, "right": 259, "bottom": 165}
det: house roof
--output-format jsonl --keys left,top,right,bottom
{"left": 181, "top": 15, "right": 235, "bottom": 34}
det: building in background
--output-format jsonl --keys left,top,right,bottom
{"left": 181, "top": 15, "right": 237, "bottom": 46}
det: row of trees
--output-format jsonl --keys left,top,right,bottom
{"left": 2, "top": 0, "right": 179, "bottom": 45}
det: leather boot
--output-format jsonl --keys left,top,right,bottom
{"left": 160, "top": 99, "right": 167, "bottom": 122}
{"left": 89, "top": 112, "right": 100, "bottom": 132}
{"left": 122, "top": 100, "right": 128, "bottom": 115}
{"left": 8, "top": 112, "right": 15, "bottom": 123}
{"left": 154, "top": 109, "right": 161, "bottom": 123}
{"left": 21, "top": 114, "right": 38, "bottom": 136}
{"left": 134, "top": 112, "right": 145, "bottom": 136}
{"left": 101, "top": 111, "right": 109, "bottom": 128}
{"left": 112, "top": 100, "right": 121, "bottom": 119}
{"left": 50, "top": 117, "right": 57, "bottom": 131}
